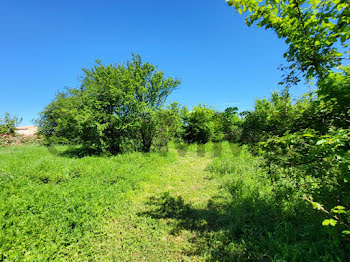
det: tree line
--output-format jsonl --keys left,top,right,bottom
{"left": 36, "top": 55, "right": 243, "bottom": 154}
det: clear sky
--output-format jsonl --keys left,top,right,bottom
{"left": 0, "top": 0, "right": 309, "bottom": 126}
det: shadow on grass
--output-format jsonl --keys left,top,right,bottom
{"left": 46, "top": 144, "right": 111, "bottom": 158}
{"left": 139, "top": 192, "right": 345, "bottom": 261}
{"left": 59, "top": 146, "right": 105, "bottom": 158}
{"left": 48, "top": 144, "right": 173, "bottom": 159}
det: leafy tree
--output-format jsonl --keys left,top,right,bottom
{"left": 212, "top": 107, "right": 242, "bottom": 142}
{"left": 39, "top": 54, "right": 180, "bottom": 153}
{"left": 37, "top": 89, "right": 81, "bottom": 144}
{"left": 0, "top": 112, "right": 22, "bottom": 135}
{"left": 222, "top": 107, "right": 242, "bottom": 142}
{"left": 317, "top": 66, "right": 350, "bottom": 129}
{"left": 122, "top": 55, "right": 180, "bottom": 152}
{"left": 183, "top": 105, "right": 215, "bottom": 144}
{"left": 227, "top": 0, "right": 350, "bottom": 84}
{"left": 155, "top": 102, "right": 185, "bottom": 146}
{"left": 212, "top": 112, "right": 226, "bottom": 142}
{"left": 240, "top": 90, "right": 294, "bottom": 143}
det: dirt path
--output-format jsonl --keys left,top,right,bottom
{"left": 96, "top": 152, "right": 221, "bottom": 261}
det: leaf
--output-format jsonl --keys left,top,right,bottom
{"left": 312, "top": 202, "right": 323, "bottom": 210}
{"left": 340, "top": 34, "right": 347, "bottom": 43}
{"left": 303, "top": 133, "right": 314, "bottom": 137}
{"left": 322, "top": 219, "right": 337, "bottom": 226}
{"left": 331, "top": 206, "right": 346, "bottom": 214}
{"left": 316, "top": 139, "right": 327, "bottom": 145}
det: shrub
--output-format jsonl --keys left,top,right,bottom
{"left": 0, "top": 112, "right": 22, "bottom": 135}
{"left": 183, "top": 105, "right": 215, "bottom": 144}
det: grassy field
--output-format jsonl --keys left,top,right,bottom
{"left": 0, "top": 143, "right": 345, "bottom": 261}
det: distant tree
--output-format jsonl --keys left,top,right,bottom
{"left": 221, "top": 107, "right": 242, "bottom": 142}
{"left": 0, "top": 112, "right": 22, "bottom": 135}
{"left": 212, "top": 107, "right": 241, "bottom": 142}
{"left": 240, "top": 90, "right": 294, "bottom": 144}
{"left": 183, "top": 105, "right": 215, "bottom": 144}
{"left": 212, "top": 112, "right": 226, "bottom": 142}
{"left": 127, "top": 55, "right": 181, "bottom": 152}
{"left": 155, "top": 102, "right": 185, "bottom": 146}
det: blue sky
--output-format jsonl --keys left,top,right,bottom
{"left": 0, "top": 0, "right": 310, "bottom": 126}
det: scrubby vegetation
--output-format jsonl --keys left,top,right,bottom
{"left": 0, "top": 112, "right": 21, "bottom": 135}
{"left": 1, "top": 0, "right": 349, "bottom": 260}
{"left": 227, "top": 0, "right": 350, "bottom": 243}
{"left": 205, "top": 144, "right": 345, "bottom": 261}
{"left": 0, "top": 112, "right": 39, "bottom": 146}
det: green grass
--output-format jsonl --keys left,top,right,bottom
{"left": 0, "top": 145, "right": 176, "bottom": 260}
{"left": 0, "top": 143, "right": 346, "bottom": 261}
{"left": 205, "top": 144, "right": 344, "bottom": 261}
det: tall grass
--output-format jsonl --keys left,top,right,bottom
{"left": 205, "top": 142, "right": 345, "bottom": 261}
{"left": 0, "top": 143, "right": 346, "bottom": 261}
{"left": 0, "top": 145, "right": 176, "bottom": 260}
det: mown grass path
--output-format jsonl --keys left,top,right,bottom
{"left": 95, "top": 152, "right": 221, "bottom": 261}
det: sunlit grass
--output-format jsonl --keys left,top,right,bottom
{"left": 0, "top": 145, "right": 176, "bottom": 260}
{"left": 0, "top": 143, "right": 346, "bottom": 261}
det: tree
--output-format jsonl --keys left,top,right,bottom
{"left": 0, "top": 112, "right": 22, "bottom": 135}
{"left": 211, "top": 107, "right": 242, "bottom": 142}
{"left": 155, "top": 102, "right": 185, "bottom": 146}
{"left": 39, "top": 54, "right": 180, "bottom": 153}
{"left": 37, "top": 89, "right": 81, "bottom": 144}
{"left": 221, "top": 107, "right": 242, "bottom": 142}
{"left": 226, "top": 0, "right": 349, "bottom": 85}
{"left": 240, "top": 90, "right": 295, "bottom": 143}
{"left": 183, "top": 105, "right": 215, "bottom": 144}
{"left": 125, "top": 55, "right": 181, "bottom": 152}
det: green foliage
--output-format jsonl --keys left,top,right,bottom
{"left": 307, "top": 197, "right": 350, "bottom": 236}
{"left": 228, "top": 0, "right": 350, "bottom": 243}
{"left": 257, "top": 128, "right": 350, "bottom": 233}
{"left": 240, "top": 90, "right": 295, "bottom": 143}
{"left": 205, "top": 145, "right": 346, "bottom": 261}
{"left": 212, "top": 107, "right": 242, "bottom": 142}
{"left": 0, "top": 112, "right": 22, "bottom": 135}
{"left": 154, "top": 102, "right": 185, "bottom": 147}
{"left": 317, "top": 66, "right": 350, "bottom": 129}
{"left": 37, "top": 89, "right": 81, "bottom": 144}
{"left": 227, "top": 0, "right": 350, "bottom": 84}
{"left": 183, "top": 104, "right": 215, "bottom": 144}
{"left": 38, "top": 54, "right": 180, "bottom": 153}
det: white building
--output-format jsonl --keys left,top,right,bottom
{"left": 15, "top": 126, "right": 38, "bottom": 136}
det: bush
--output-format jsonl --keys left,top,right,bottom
{"left": 183, "top": 105, "right": 215, "bottom": 144}
{"left": 0, "top": 112, "right": 22, "bottom": 135}
{"left": 153, "top": 102, "right": 185, "bottom": 149}
{"left": 206, "top": 146, "right": 346, "bottom": 261}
